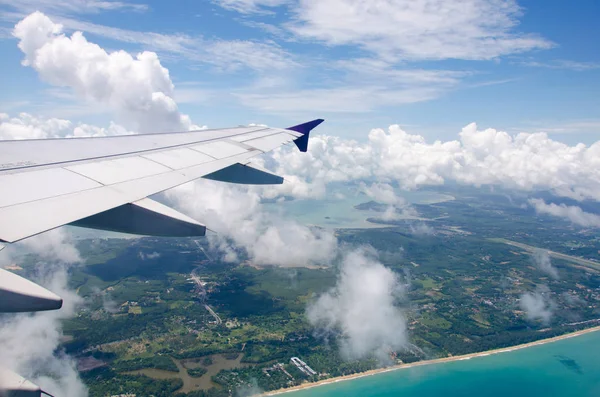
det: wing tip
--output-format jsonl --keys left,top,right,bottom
{"left": 287, "top": 119, "right": 325, "bottom": 152}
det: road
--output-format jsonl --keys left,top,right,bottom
{"left": 490, "top": 238, "right": 600, "bottom": 271}
{"left": 190, "top": 242, "right": 222, "bottom": 325}
{"left": 204, "top": 304, "right": 222, "bottom": 325}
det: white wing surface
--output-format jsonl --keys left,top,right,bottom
{"left": 0, "top": 119, "right": 323, "bottom": 244}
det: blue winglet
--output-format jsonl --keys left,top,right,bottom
{"left": 287, "top": 119, "right": 324, "bottom": 152}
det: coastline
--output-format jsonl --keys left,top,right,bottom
{"left": 263, "top": 325, "right": 600, "bottom": 396}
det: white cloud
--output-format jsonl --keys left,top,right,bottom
{"left": 519, "top": 59, "right": 600, "bottom": 71}
{"left": 236, "top": 85, "right": 452, "bottom": 114}
{"left": 165, "top": 179, "right": 338, "bottom": 267}
{"left": 288, "top": 0, "right": 552, "bottom": 61}
{"left": 334, "top": 58, "right": 468, "bottom": 85}
{"left": 515, "top": 120, "right": 600, "bottom": 136}
{"left": 409, "top": 222, "right": 435, "bottom": 236}
{"left": 13, "top": 12, "right": 196, "bottom": 133}
{"left": 0, "top": 112, "right": 134, "bottom": 139}
{"left": 532, "top": 249, "right": 559, "bottom": 279}
{"left": 204, "top": 39, "right": 297, "bottom": 71}
{"left": 3, "top": 10, "right": 296, "bottom": 74}
{"left": 0, "top": 230, "right": 86, "bottom": 396}
{"left": 19, "top": 229, "right": 82, "bottom": 264}
{"left": 529, "top": 199, "right": 600, "bottom": 227}
{"left": 0, "top": 0, "right": 148, "bottom": 15}
{"left": 0, "top": 269, "right": 87, "bottom": 397}
{"left": 234, "top": 58, "right": 467, "bottom": 114}
{"left": 0, "top": 112, "right": 72, "bottom": 139}
{"left": 306, "top": 248, "right": 408, "bottom": 361}
{"left": 213, "top": 0, "right": 288, "bottom": 14}
{"left": 262, "top": 124, "right": 600, "bottom": 203}
{"left": 51, "top": 15, "right": 197, "bottom": 55}
{"left": 58, "top": 17, "right": 296, "bottom": 72}
{"left": 138, "top": 251, "right": 161, "bottom": 260}
{"left": 359, "top": 182, "right": 406, "bottom": 206}
{"left": 214, "top": 0, "right": 553, "bottom": 62}
{"left": 519, "top": 287, "right": 554, "bottom": 324}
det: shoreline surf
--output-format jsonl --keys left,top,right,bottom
{"left": 263, "top": 325, "right": 600, "bottom": 396}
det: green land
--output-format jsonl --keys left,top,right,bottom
{"left": 12, "top": 186, "right": 600, "bottom": 396}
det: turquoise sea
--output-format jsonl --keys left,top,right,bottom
{"left": 287, "top": 331, "right": 600, "bottom": 397}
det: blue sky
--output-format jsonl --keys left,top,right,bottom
{"left": 0, "top": 0, "right": 599, "bottom": 143}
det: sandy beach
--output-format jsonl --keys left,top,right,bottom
{"left": 263, "top": 325, "right": 600, "bottom": 396}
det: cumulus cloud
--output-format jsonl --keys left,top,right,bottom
{"left": 532, "top": 249, "right": 559, "bottom": 279}
{"left": 519, "top": 286, "right": 555, "bottom": 324}
{"left": 13, "top": 12, "right": 197, "bottom": 133}
{"left": 306, "top": 249, "right": 408, "bottom": 361}
{"left": 165, "top": 179, "right": 338, "bottom": 267}
{"left": 0, "top": 112, "right": 137, "bottom": 139}
{"left": 0, "top": 230, "right": 86, "bottom": 396}
{"left": 262, "top": 124, "right": 600, "bottom": 203}
{"left": 529, "top": 199, "right": 600, "bottom": 227}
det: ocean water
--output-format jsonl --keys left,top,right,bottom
{"left": 263, "top": 185, "right": 453, "bottom": 229}
{"left": 287, "top": 331, "right": 600, "bottom": 397}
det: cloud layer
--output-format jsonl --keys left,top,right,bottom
{"left": 263, "top": 123, "right": 600, "bottom": 204}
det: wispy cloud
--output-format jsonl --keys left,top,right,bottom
{"left": 515, "top": 119, "right": 600, "bottom": 135}
{"left": 532, "top": 249, "right": 559, "bottom": 279}
{"left": 2, "top": 10, "right": 297, "bottom": 74}
{"left": 204, "top": 39, "right": 298, "bottom": 71}
{"left": 236, "top": 85, "right": 447, "bottom": 114}
{"left": 519, "top": 59, "right": 600, "bottom": 71}
{"left": 286, "top": 0, "right": 552, "bottom": 61}
{"left": 213, "top": 0, "right": 288, "bottom": 14}
{"left": 215, "top": 0, "right": 554, "bottom": 61}
{"left": 0, "top": 0, "right": 148, "bottom": 15}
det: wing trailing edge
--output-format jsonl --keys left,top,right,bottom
{"left": 203, "top": 162, "right": 284, "bottom": 185}
{"left": 70, "top": 198, "right": 206, "bottom": 237}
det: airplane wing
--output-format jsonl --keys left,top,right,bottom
{"left": 0, "top": 119, "right": 323, "bottom": 243}
{"left": 0, "top": 119, "right": 323, "bottom": 397}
